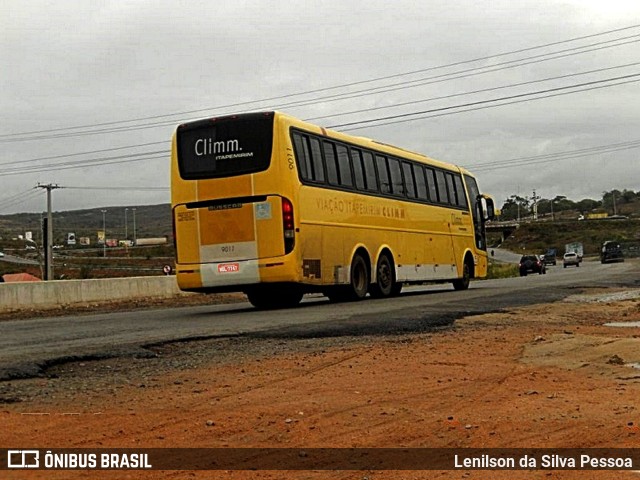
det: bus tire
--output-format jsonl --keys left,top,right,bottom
{"left": 452, "top": 258, "right": 472, "bottom": 291}
{"left": 370, "top": 252, "right": 395, "bottom": 298}
{"left": 350, "top": 253, "right": 369, "bottom": 300}
{"left": 325, "top": 253, "right": 369, "bottom": 302}
{"left": 246, "top": 286, "right": 303, "bottom": 310}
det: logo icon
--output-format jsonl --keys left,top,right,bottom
{"left": 8, "top": 450, "right": 40, "bottom": 469}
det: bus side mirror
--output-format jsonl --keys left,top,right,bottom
{"left": 480, "top": 196, "right": 495, "bottom": 221}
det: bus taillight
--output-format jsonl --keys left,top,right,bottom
{"left": 282, "top": 197, "right": 295, "bottom": 254}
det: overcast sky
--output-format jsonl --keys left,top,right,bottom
{"left": 1, "top": 0, "right": 639, "bottom": 215}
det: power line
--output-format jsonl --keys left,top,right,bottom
{"left": 7, "top": 33, "right": 638, "bottom": 144}
{"left": 0, "top": 62, "right": 640, "bottom": 177}
{"left": 7, "top": 34, "right": 639, "bottom": 144}
{"left": 2, "top": 24, "right": 639, "bottom": 141}
{"left": 0, "top": 141, "right": 168, "bottom": 167}
{"left": 0, "top": 188, "right": 41, "bottom": 210}
{"left": 306, "top": 61, "right": 640, "bottom": 123}
{"left": 469, "top": 139, "right": 640, "bottom": 172}
{"left": 332, "top": 74, "right": 640, "bottom": 130}
{"left": 285, "top": 35, "right": 640, "bottom": 114}
{"left": 4, "top": 32, "right": 638, "bottom": 145}
{"left": 2, "top": 73, "right": 638, "bottom": 177}
{"left": 0, "top": 153, "right": 168, "bottom": 176}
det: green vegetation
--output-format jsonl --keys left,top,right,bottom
{"left": 495, "top": 188, "right": 640, "bottom": 258}
{"left": 486, "top": 261, "right": 519, "bottom": 279}
{"left": 499, "top": 189, "right": 640, "bottom": 221}
{"left": 499, "top": 219, "right": 639, "bottom": 257}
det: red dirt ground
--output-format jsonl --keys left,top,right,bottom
{"left": 2, "top": 289, "right": 640, "bottom": 479}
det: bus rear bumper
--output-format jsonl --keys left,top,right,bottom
{"left": 176, "top": 258, "right": 298, "bottom": 293}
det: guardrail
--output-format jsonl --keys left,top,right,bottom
{"left": 0, "top": 276, "right": 183, "bottom": 313}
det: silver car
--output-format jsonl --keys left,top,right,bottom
{"left": 563, "top": 252, "right": 580, "bottom": 268}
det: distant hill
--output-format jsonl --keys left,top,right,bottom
{"left": 0, "top": 204, "right": 172, "bottom": 245}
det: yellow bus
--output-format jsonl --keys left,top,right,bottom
{"left": 171, "top": 111, "right": 495, "bottom": 309}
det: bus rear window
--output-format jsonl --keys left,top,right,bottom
{"left": 176, "top": 112, "right": 274, "bottom": 179}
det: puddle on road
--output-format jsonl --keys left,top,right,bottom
{"left": 604, "top": 321, "right": 640, "bottom": 328}
{"left": 626, "top": 363, "right": 640, "bottom": 369}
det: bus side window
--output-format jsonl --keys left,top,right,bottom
{"left": 292, "top": 132, "right": 312, "bottom": 180}
{"left": 435, "top": 169, "right": 449, "bottom": 204}
{"left": 424, "top": 167, "right": 438, "bottom": 202}
{"left": 402, "top": 162, "right": 416, "bottom": 198}
{"left": 335, "top": 144, "right": 353, "bottom": 188}
{"left": 350, "top": 148, "right": 366, "bottom": 190}
{"left": 413, "top": 164, "right": 428, "bottom": 200}
{"left": 362, "top": 151, "right": 377, "bottom": 191}
{"left": 308, "top": 136, "right": 325, "bottom": 183}
{"left": 453, "top": 175, "right": 468, "bottom": 208}
{"left": 388, "top": 157, "right": 404, "bottom": 196}
{"left": 323, "top": 141, "right": 339, "bottom": 185}
{"left": 375, "top": 155, "right": 391, "bottom": 194}
{"left": 445, "top": 173, "right": 456, "bottom": 206}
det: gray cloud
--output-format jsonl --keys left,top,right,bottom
{"left": 1, "top": 0, "right": 639, "bottom": 213}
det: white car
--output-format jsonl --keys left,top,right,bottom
{"left": 563, "top": 252, "right": 580, "bottom": 268}
{"left": 0, "top": 251, "right": 4, "bottom": 257}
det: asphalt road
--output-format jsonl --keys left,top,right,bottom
{"left": 0, "top": 259, "right": 637, "bottom": 380}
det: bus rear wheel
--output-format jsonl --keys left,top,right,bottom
{"left": 246, "top": 286, "right": 303, "bottom": 310}
{"left": 370, "top": 252, "right": 395, "bottom": 298}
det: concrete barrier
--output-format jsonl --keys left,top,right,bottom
{"left": 0, "top": 276, "right": 184, "bottom": 312}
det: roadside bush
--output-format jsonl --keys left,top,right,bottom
{"left": 486, "top": 262, "right": 519, "bottom": 279}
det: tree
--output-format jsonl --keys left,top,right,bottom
{"left": 536, "top": 198, "right": 552, "bottom": 216}
{"left": 499, "top": 195, "right": 530, "bottom": 220}
{"left": 621, "top": 189, "right": 637, "bottom": 203}
{"left": 575, "top": 198, "right": 601, "bottom": 213}
{"left": 602, "top": 189, "right": 622, "bottom": 213}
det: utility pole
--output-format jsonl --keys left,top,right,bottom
{"left": 125, "top": 207, "right": 129, "bottom": 241}
{"left": 101, "top": 210, "right": 107, "bottom": 257}
{"left": 36, "top": 183, "right": 61, "bottom": 281}
{"left": 132, "top": 208, "right": 137, "bottom": 245}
